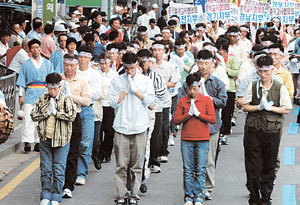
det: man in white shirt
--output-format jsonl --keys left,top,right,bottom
{"left": 147, "top": 4, "right": 159, "bottom": 21}
{"left": 108, "top": 52, "right": 154, "bottom": 205}
{"left": 137, "top": 6, "right": 151, "bottom": 29}
{"left": 9, "top": 38, "right": 30, "bottom": 73}
{"left": 152, "top": 41, "right": 181, "bottom": 163}
{"left": 75, "top": 45, "right": 102, "bottom": 186}
{"left": 0, "top": 29, "right": 10, "bottom": 67}
{"left": 148, "top": 19, "right": 161, "bottom": 39}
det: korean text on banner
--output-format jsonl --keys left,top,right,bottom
{"left": 205, "top": 0, "right": 231, "bottom": 21}
{"left": 169, "top": 4, "right": 205, "bottom": 25}
{"left": 43, "top": 0, "right": 56, "bottom": 25}
{"left": 270, "top": 1, "right": 296, "bottom": 24}
{"left": 32, "top": 0, "right": 43, "bottom": 20}
{"left": 239, "top": 0, "right": 270, "bottom": 24}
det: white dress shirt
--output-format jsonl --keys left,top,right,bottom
{"left": 8, "top": 48, "right": 30, "bottom": 73}
{"left": 148, "top": 26, "right": 161, "bottom": 39}
{"left": 99, "top": 68, "right": 118, "bottom": 107}
{"left": 77, "top": 67, "right": 102, "bottom": 103}
{"left": 137, "top": 14, "right": 151, "bottom": 29}
{"left": 147, "top": 10, "right": 156, "bottom": 20}
{"left": 0, "top": 41, "right": 9, "bottom": 67}
{"left": 108, "top": 72, "right": 155, "bottom": 135}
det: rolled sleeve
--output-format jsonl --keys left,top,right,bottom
{"left": 280, "top": 85, "right": 293, "bottom": 109}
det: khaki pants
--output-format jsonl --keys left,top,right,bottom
{"left": 114, "top": 131, "right": 147, "bottom": 200}
{"left": 205, "top": 132, "right": 219, "bottom": 193}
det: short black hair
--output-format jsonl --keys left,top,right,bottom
{"left": 83, "top": 33, "right": 94, "bottom": 43}
{"left": 137, "top": 26, "right": 147, "bottom": 33}
{"left": 44, "top": 24, "right": 54, "bottom": 35}
{"left": 216, "top": 38, "right": 230, "bottom": 51}
{"left": 0, "top": 29, "right": 10, "bottom": 38}
{"left": 108, "top": 31, "right": 119, "bottom": 41}
{"left": 137, "top": 49, "right": 152, "bottom": 58}
{"left": 58, "top": 33, "right": 68, "bottom": 42}
{"left": 197, "top": 49, "right": 213, "bottom": 60}
{"left": 64, "top": 53, "right": 78, "bottom": 60}
{"left": 256, "top": 54, "right": 273, "bottom": 67}
{"left": 106, "top": 43, "right": 118, "bottom": 51}
{"left": 161, "top": 9, "right": 167, "bottom": 16}
{"left": 109, "top": 18, "right": 121, "bottom": 27}
{"left": 141, "top": 6, "right": 147, "bottom": 14}
{"left": 122, "top": 52, "right": 138, "bottom": 65}
{"left": 33, "top": 20, "right": 43, "bottom": 30}
{"left": 79, "top": 17, "right": 88, "bottom": 22}
{"left": 78, "top": 44, "right": 93, "bottom": 54}
{"left": 46, "top": 72, "right": 62, "bottom": 85}
{"left": 227, "top": 25, "right": 239, "bottom": 33}
{"left": 28, "top": 39, "right": 41, "bottom": 49}
{"left": 168, "top": 20, "right": 177, "bottom": 26}
{"left": 99, "top": 33, "right": 108, "bottom": 41}
{"left": 268, "top": 43, "right": 284, "bottom": 53}
{"left": 66, "top": 37, "right": 77, "bottom": 47}
{"left": 149, "top": 18, "right": 156, "bottom": 24}
{"left": 91, "top": 11, "right": 101, "bottom": 20}
{"left": 91, "top": 22, "right": 100, "bottom": 30}
{"left": 195, "top": 23, "right": 206, "bottom": 29}
{"left": 77, "top": 26, "right": 90, "bottom": 34}
{"left": 117, "top": 42, "right": 127, "bottom": 51}
{"left": 186, "top": 72, "right": 201, "bottom": 87}
{"left": 132, "top": 1, "right": 136, "bottom": 6}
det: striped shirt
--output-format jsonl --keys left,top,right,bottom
{"left": 31, "top": 92, "right": 77, "bottom": 147}
{"left": 147, "top": 69, "right": 167, "bottom": 112}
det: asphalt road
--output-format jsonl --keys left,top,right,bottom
{"left": 0, "top": 107, "right": 299, "bottom": 205}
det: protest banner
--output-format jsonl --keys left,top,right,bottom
{"left": 270, "top": 0, "right": 295, "bottom": 24}
{"left": 239, "top": 0, "right": 270, "bottom": 23}
{"left": 169, "top": 3, "right": 206, "bottom": 25}
{"left": 205, "top": 0, "right": 231, "bottom": 21}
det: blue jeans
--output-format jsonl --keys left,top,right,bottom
{"left": 77, "top": 106, "right": 95, "bottom": 178}
{"left": 181, "top": 140, "right": 209, "bottom": 203}
{"left": 40, "top": 139, "right": 70, "bottom": 202}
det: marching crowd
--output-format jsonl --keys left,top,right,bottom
{"left": 0, "top": 1, "right": 300, "bottom": 205}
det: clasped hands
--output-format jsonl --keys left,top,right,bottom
{"left": 127, "top": 75, "right": 138, "bottom": 93}
{"left": 188, "top": 99, "right": 200, "bottom": 117}
{"left": 48, "top": 98, "right": 57, "bottom": 115}
{"left": 257, "top": 96, "right": 273, "bottom": 111}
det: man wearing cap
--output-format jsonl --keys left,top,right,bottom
{"left": 54, "top": 24, "right": 68, "bottom": 48}
{"left": 147, "top": 4, "right": 159, "bottom": 21}
{"left": 61, "top": 54, "right": 92, "bottom": 198}
{"left": 68, "top": 23, "right": 81, "bottom": 42}
{"left": 242, "top": 54, "right": 292, "bottom": 205}
{"left": 73, "top": 10, "right": 83, "bottom": 19}
{"left": 137, "top": 6, "right": 151, "bottom": 29}
{"left": 113, "top": 6, "right": 125, "bottom": 20}
{"left": 16, "top": 39, "right": 54, "bottom": 153}
{"left": 148, "top": 19, "right": 160, "bottom": 39}
{"left": 75, "top": 45, "right": 102, "bottom": 185}
{"left": 108, "top": 52, "right": 154, "bottom": 205}
{"left": 41, "top": 24, "right": 56, "bottom": 59}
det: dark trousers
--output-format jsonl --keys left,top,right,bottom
{"left": 149, "top": 112, "right": 163, "bottom": 166}
{"left": 170, "top": 95, "right": 179, "bottom": 133}
{"left": 160, "top": 107, "right": 170, "bottom": 156}
{"left": 220, "top": 92, "right": 235, "bottom": 135}
{"left": 99, "top": 106, "right": 115, "bottom": 161}
{"left": 297, "top": 106, "right": 300, "bottom": 123}
{"left": 244, "top": 126, "right": 280, "bottom": 204}
{"left": 64, "top": 114, "right": 82, "bottom": 191}
{"left": 92, "top": 121, "right": 102, "bottom": 163}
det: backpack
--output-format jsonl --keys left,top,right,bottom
{"left": 0, "top": 108, "right": 14, "bottom": 144}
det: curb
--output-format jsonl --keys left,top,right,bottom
{"left": 0, "top": 124, "right": 22, "bottom": 161}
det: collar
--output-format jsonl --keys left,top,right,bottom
{"left": 61, "top": 73, "right": 79, "bottom": 81}
{"left": 274, "top": 66, "right": 284, "bottom": 74}
{"left": 259, "top": 80, "right": 273, "bottom": 90}
{"left": 31, "top": 57, "right": 43, "bottom": 69}
{"left": 187, "top": 94, "right": 203, "bottom": 103}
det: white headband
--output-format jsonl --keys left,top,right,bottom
{"left": 240, "top": 27, "right": 249, "bottom": 32}
{"left": 197, "top": 58, "right": 214, "bottom": 63}
{"left": 138, "top": 31, "right": 147, "bottom": 35}
{"left": 140, "top": 57, "right": 152, "bottom": 61}
{"left": 254, "top": 54, "right": 267, "bottom": 62}
{"left": 268, "top": 48, "right": 283, "bottom": 55}
{"left": 257, "top": 65, "right": 274, "bottom": 71}
{"left": 162, "top": 29, "right": 170, "bottom": 33}
{"left": 127, "top": 47, "right": 136, "bottom": 53}
{"left": 99, "top": 58, "right": 111, "bottom": 64}
{"left": 196, "top": 27, "right": 206, "bottom": 31}
{"left": 261, "top": 40, "right": 273, "bottom": 46}
{"left": 152, "top": 44, "right": 165, "bottom": 49}
{"left": 155, "top": 36, "right": 163, "bottom": 41}
{"left": 203, "top": 46, "right": 217, "bottom": 52}
{"left": 119, "top": 50, "right": 127, "bottom": 54}
{"left": 123, "top": 62, "right": 138, "bottom": 67}
{"left": 64, "top": 58, "right": 78, "bottom": 64}
{"left": 46, "top": 81, "right": 63, "bottom": 89}
{"left": 191, "top": 81, "right": 201, "bottom": 86}
{"left": 175, "top": 44, "right": 186, "bottom": 49}
{"left": 228, "top": 32, "right": 240, "bottom": 36}
{"left": 78, "top": 51, "right": 92, "bottom": 58}
{"left": 107, "top": 48, "right": 118, "bottom": 53}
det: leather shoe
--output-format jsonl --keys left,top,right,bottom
{"left": 139, "top": 184, "right": 147, "bottom": 193}
{"left": 34, "top": 143, "right": 40, "bottom": 152}
{"left": 24, "top": 142, "right": 31, "bottom": 152}
{"left": 94, "top": 160, "right": 102, "bottom": 170}
{"left": 105, "top": 155, "right": 111, "bottom": 162}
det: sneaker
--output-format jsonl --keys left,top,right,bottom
{"left": 62, "top": 188, "right": 72, "bottom": 198}
{"left": 128, "top": 199, "right": 138, "bottom": 205}
{"left": 231, "top": 119, "right": 236, "bottom": 126}
{"left": 40, "top": 199, "right": 50, "bottom": 205}
{"left": 205, "top": 190, "right": 212, "bottom": 200}
{"left": 51, "top": 201, "right": 59, "bottom": 205}
{"left": 150, "top": 165, "right": 161, "bottom": 173}
{"left": 184, "top": 197, "right": 193, "bottom": 205}
{"left": 114, "top": 199, "right": 126, "bottom": 205}
{"left": 195, "top": 202, "right": 203, "bottom": 205}
{"left": 220, "top": 135, "right": 229, "bottom": 145}
{"left": 160, "top": 156, "right": 168, "bottom": 163}
{"left": 168, "top": 134, "right": 175, "bottom": 146}
{"left": 140, "top": 184, "right": 147, "bottom": 193}
{"left": 75, "top": 177, "right": 85, "bottom": 185}
{"left": 34, "top": 143, "right": 40, "bottom": 152}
